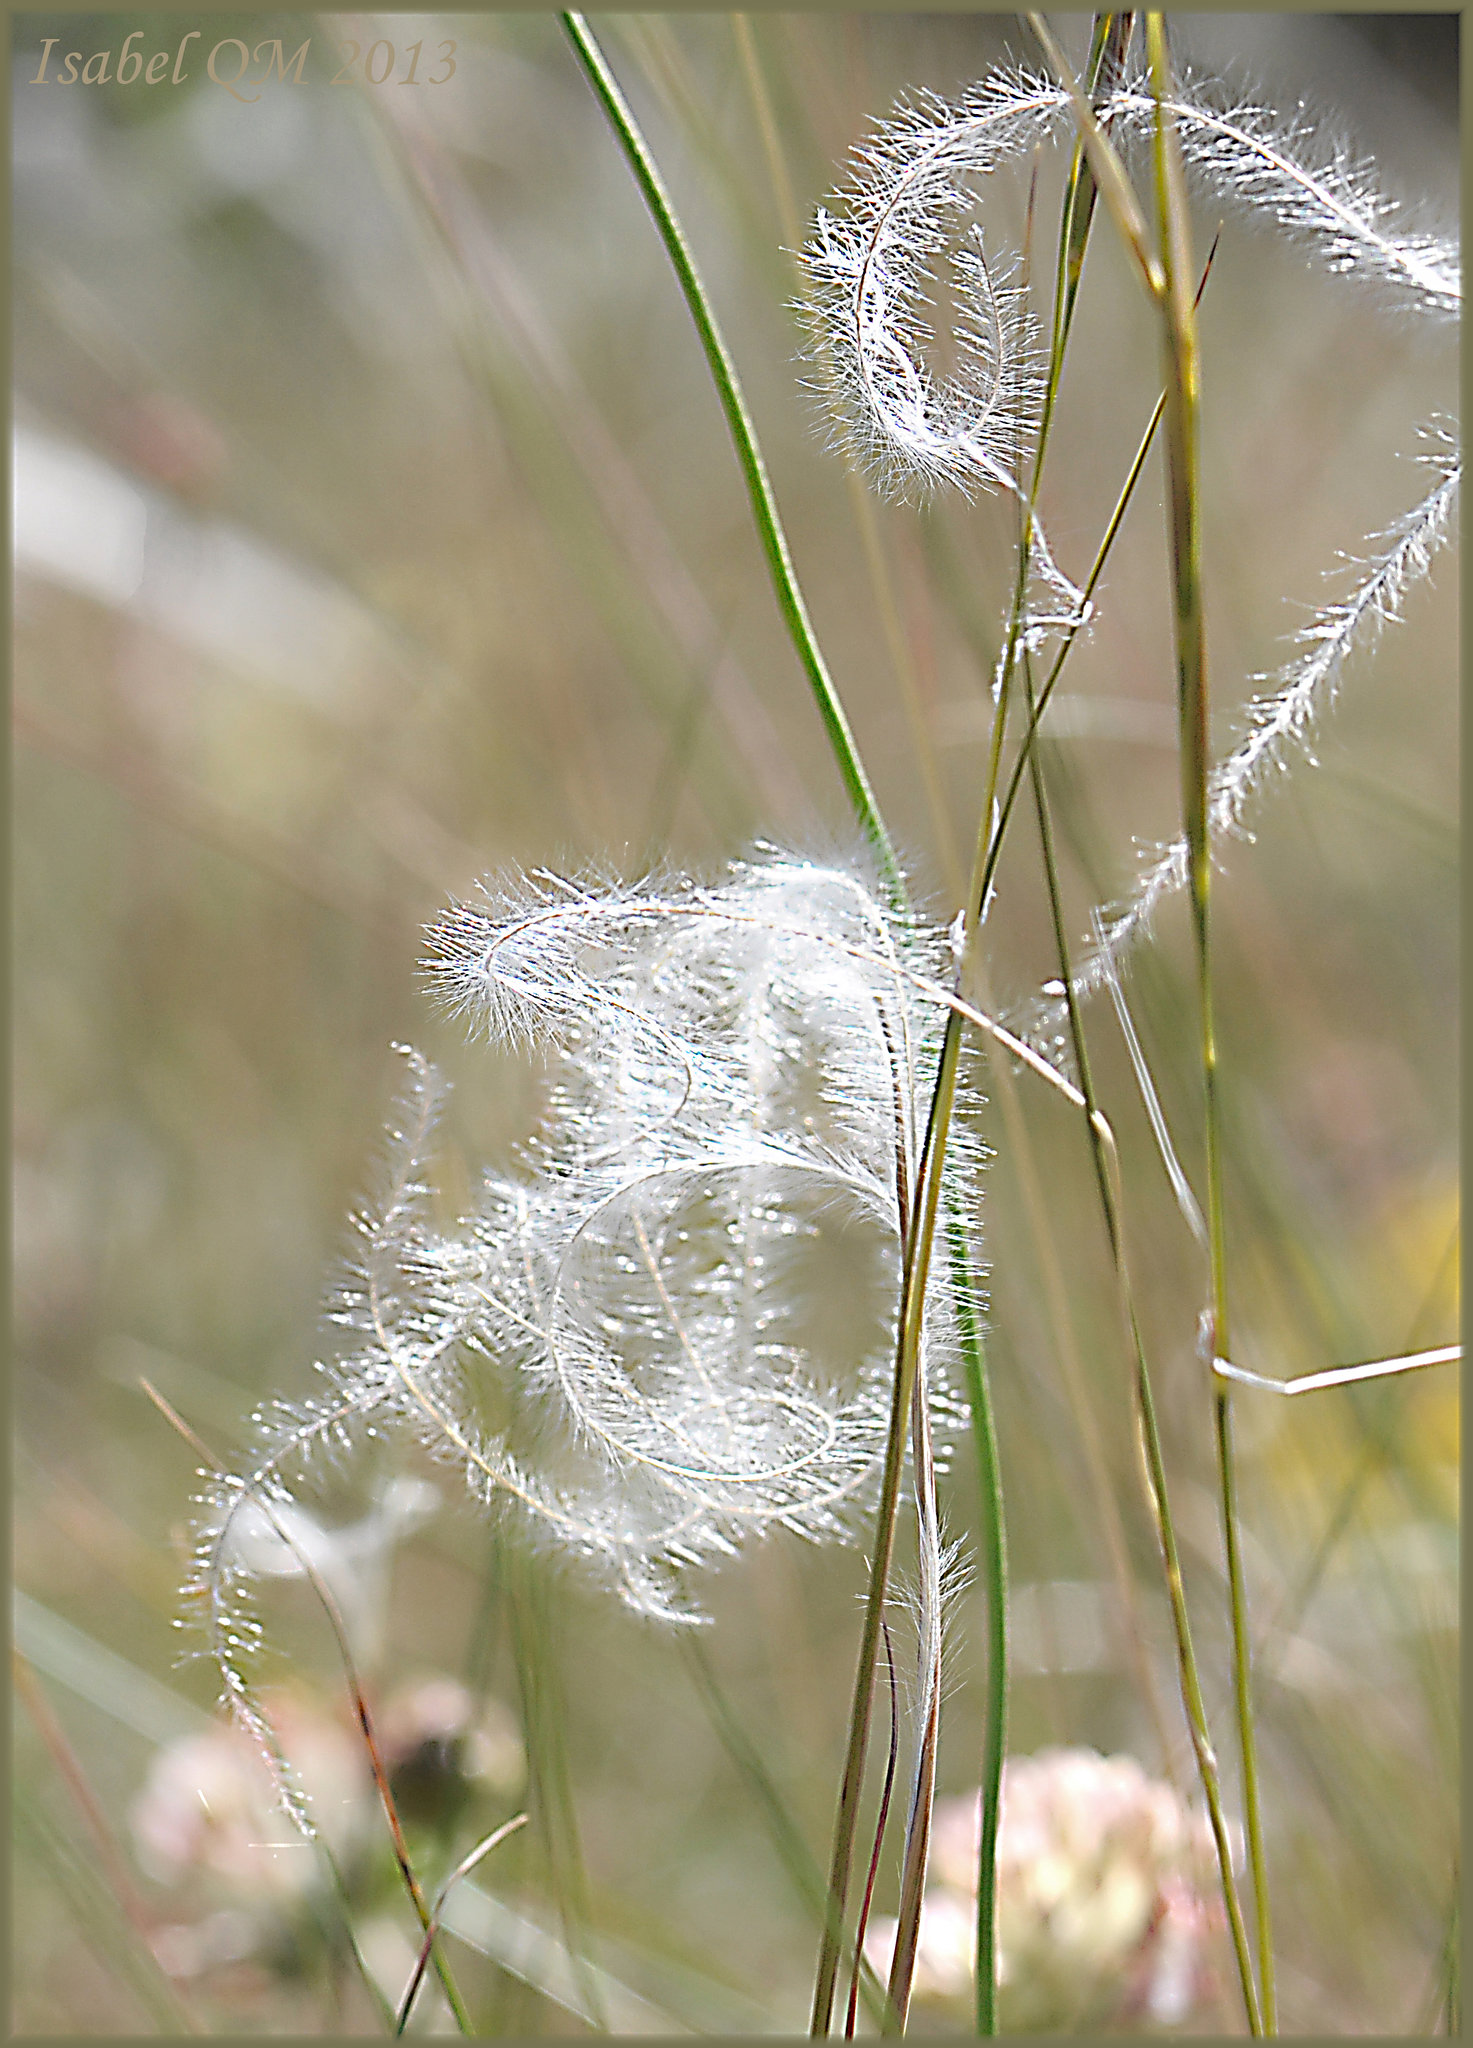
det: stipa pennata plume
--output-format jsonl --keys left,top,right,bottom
{"left": 805, "top": 63, "right": 1458, "bottom": 486}
{"left": 801, "top": 69, "right": 1088, "bottom": 645}
{"left": 802, "top": 71, "right": 1066, "bottom": 503}
{"left": 1056, "top": 426, "right": 1461, "bottom": 1031}
{"left": 804, "top": 60, "right": 1459, "bottom": 1042}
{"left": 189, "top": 853, "right": 981, "bottom": 1766}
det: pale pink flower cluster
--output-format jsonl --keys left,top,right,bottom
{"left": 131, "top": 1679, "right": 524, "bottom": 1979}
{"left": 132, "top": 1687, "right": 366, "bottom": 1905}
{"left": 866, "top": 1747, "right": 1226, "bottom": 2030}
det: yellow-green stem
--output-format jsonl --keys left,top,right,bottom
{"left": 947, "top": 1213, "right": 1007, "bottom": 2035}
{"left": 1021, "top": 18, "right": 1267, "bottom": 2028}
{"left": 561, "top": 11, "right": 904, "bottom": 910}
{"left": 1146, "top": 14, "right": 1275, "bottom": 2028}
{"left": 809, "top": 1013, "right": 966, "bottom": 2034}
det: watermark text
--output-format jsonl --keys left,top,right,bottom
{"left": 28, "top": 32, "right": 456, "bottom": 102}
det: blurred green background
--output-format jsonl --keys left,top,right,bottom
{"left": 13, "top": 11, "right": 1458, "bottom": 2034}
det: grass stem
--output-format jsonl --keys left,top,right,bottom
{"left": 561, "top": 12, "right": 903, "bottom": 905}
{"left": 947, "top": 1214, "right": 1007, "bottom": 2035}
{"left": 1146, "top": 16, "right": 1274, "bottom": 2029}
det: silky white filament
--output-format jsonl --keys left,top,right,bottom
{"left": 803, "top": 61, "right": 1456, "bottom": 1046}
{"left": 1047, "top": 440, "right": 1460, "bottom": 1036}
{"left": 189, "top": 855, "right": 984, "bottom": 1788}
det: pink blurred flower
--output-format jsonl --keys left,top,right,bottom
{"left": 866, "top": 1747, "right": 1227, "bottom": 2030}
{"left": 130, "top": 1687, "right": 369, "bottom": 1903}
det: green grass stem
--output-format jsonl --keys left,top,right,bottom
{"left": 561, "top": 12, "right": 903, "bottom": 906}
{"left": 946, "top": 1213, "right": 1007, "bottom": 2035}
{"left": 1146, "top": 15, "right": 1275, "bottom": 2027}
{"left": 731, "top": 11, "right": 964, "bottom": 899}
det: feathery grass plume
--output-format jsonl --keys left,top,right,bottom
{"left": 1106, "top": 78, "right": 1461, "bottom": 322}
{"left": 801, "top": 70, "right": 1069, "bottom": 505}
{"left": 1031, "top": 67, "right": 1461, "bottom": 1038}
{"left": 801, "top": 69, "right": 1098, "bottom": 678}
{"left": 1042, "top": 429, "right": 1460, "bottom": 1040}
{"left": 806, "top": 64, "right": 1456, "bottom": 1042}
{"left": 189, "top": 853, "right": 983, "bottom": 1805}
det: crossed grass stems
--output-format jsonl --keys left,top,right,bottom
{"left": 569, "top": 12, "right": 1454, "bottom": 2034}
{"left": 192, "top": 11, "right": 1457, "bottom": 2036}
{"left": 568, "top": 12, "right": 1459, "bottom": 2034}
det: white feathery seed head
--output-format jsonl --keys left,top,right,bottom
{"left": 1106, "top": 77, "right": 1460, "bottom": 322}
{"left": 804, "top": 61, "right": 1457, "bottom": 511}
{"left": 801, "top": 70, "right": 1074, "bottom": 503}
{"left": 799, "top": 58, "right": 1460, "bottom": 1049}
{"left": 189, "top": 853, "right": 984, "bottom": 1796}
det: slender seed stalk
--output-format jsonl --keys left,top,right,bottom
{"left": 1146, "top": 16, "right": 1275, "bottom": 2028}
{"left": 683, "top": 1635, "right": 891, "bottom": 2034}
{"left": 1122, "top": 1289, "right": 1264, "bottom": 2035}
{"left": 809, "top": 1015, "right": 966, "bottom": 2033}
{"left": 846, "top": 1622, "right": 903, "bottom": 2037}
{"left": 395, "top": 1815, "right": 529, "bottom": 2035}
{"left": 1027, "top": 14, "right": 1164, "bottom": 299}
{"left": 983, "top": 223, "right": 1221, "bottom": 916}
{"left": 1035, "top": 12, "right": 1134, "bottom": 468}
{"left": 731, "top": 12, "right": 965, "bottom": 898}
{"left": 1016, "top": 22, "right": 1264, "bottom": 2029}
{"left": 947, "top": 1213, "right": 1006, "bottom": 2035}
{"left": 1043, "top": 1102, "right": 1263, "bottom": 2032}
{"left": 979, "top": 389, "right": 1161, "bottom": 912}
{"left": 1018, "top": 666, "right": 1267, "bottom": 2033}
{"left": 883, "top": 1368, "right": 943, "bottom": 2031}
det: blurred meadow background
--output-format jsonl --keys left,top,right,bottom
{"left": 12, "top": 10, "right": 1458, "bottom": 2035}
